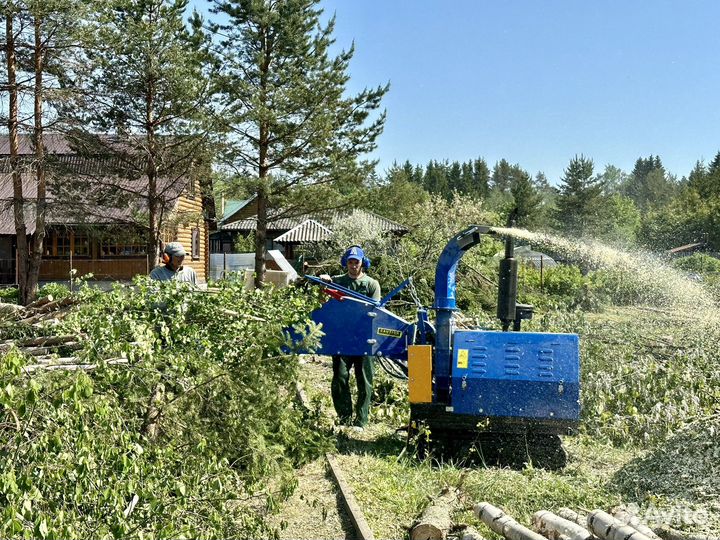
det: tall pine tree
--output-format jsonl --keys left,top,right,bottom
{"left": 211, "top": 0, "right": 387, "bottom": 286}
{"left": 553, "top": 155, "right": 604, "bottom": 236}
{"left": 66, "top": 0, "right": 214, "bottom": 262}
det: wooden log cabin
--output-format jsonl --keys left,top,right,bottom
{"left": 0, "top": 134, "right": 211, "bottom": 284}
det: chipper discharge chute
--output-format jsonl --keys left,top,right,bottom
{"left": 295, "top": 225, "right": 580, "bottom": 468}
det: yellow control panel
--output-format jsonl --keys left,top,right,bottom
{"left": 408, "top": 344, "right": 432, "bottom": 403}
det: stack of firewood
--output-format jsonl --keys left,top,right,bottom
{"left": 410, "top": 497, "right": 718, "bottom": 540}
{"left": 0, "top": 295, "right": 128, "bottom": 373}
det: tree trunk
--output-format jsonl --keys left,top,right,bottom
{"left": 411, "top": 488, "right": 458, "bottom": 540}
{"left": 146, "top": 76, "right": 160, "bottom": 264}
{"left": 410, "top": 489, "right": 457, "bottom": 540}
{"left": 533, "top": 511, "right": 594, "bottom": 540}
{"left": 587, "top": 511, "right": 654, "bottom": 540}
{"left": 609, "top": 507, "right": 661, "bottom": 540}
{"left": 558, "top": 509, "right": 588, "bottom": 528}
{"left": 475, "top": 502, "right": 548, "bottom": 540}
{"left": 27, "top": 12, "right": 48, "bottom": 305}
{"left": 253, "top": 184, "right": 267, "bottom": 288}
{"left": 6, "top": 11, "right": 31, "bottom": 305}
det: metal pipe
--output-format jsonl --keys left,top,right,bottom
{"left": 432, "top": 225, "right": 493, "bottom": 402}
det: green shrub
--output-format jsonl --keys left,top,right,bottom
{"left": 672, "top": 253, "right": 720, "bottom": 274}
{"left": 0, "top": 287, "right": 18, "bottom": 304}
{"left": 0, "top": 278, "right": 332, "bottom": 538}
{"left": 37, "top": 282, "right": 71, "bottom": 301}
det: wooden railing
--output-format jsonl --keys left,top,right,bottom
{"left": 40, "top": 257, "right": 149, "bottom": 280}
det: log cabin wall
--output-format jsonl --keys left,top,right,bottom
{"left": 163, "top": 182, "right": 208, "bottom": 282}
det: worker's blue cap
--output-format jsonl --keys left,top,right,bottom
{"left": 345, "top": 246, "right": 365, "bottom": 261}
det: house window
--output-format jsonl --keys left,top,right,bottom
{"left": 43, "top": 229, "right": 90, "bottom": 258}
{"left": 100, "top": 239, "right": 146, "bottom": 257}
{"left": 57, "top": 232, "right": 71, "bottom": 257}
{"left": 191, "top": 227, "right": 200, "bottom": 260}
{"left": 72, "top": 232, "right": 90, "bottom": 257}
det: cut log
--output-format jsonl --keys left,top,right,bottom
{"left": 587, "top": 511, "right": 654, "bottom": 540}
{"left": 610, "top": 507, "right": 661, "bottom": 540}
{"left": 475, "top": 502, "right": 548, "bottom": 540}
{"left": 411, "top": 488, "right": 458, "bottom": 540}
{"left": 25, "top": 296, "right": 51, "bottom": 310}
{"left": 558, "top": 509, "right": 590, "bottom": 528}
{"left": 17, "top": 334, "right": 80, "bottom": 347}
{"left": 461, "top": 526, "right": 487, "bottom": 540}
{"left": 533, "top": 511, "right": 595, "bottom": 540}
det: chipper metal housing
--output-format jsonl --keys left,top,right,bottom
{"left": 296, "top": 224, "right": 580, "bottom": 468}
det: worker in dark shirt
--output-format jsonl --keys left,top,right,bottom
{"left": 320, "top": 246, "right": 381, "bottom": 431}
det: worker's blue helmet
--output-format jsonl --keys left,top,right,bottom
{"left": 341, "top": 245, "right": 371, "bottom": 269}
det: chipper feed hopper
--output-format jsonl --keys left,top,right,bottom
{"left": 298, "top": 225, "right": 580, "bottom": 468}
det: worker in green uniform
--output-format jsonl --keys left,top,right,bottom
{"left": 320, "top": 245, "right": 381, "bottom": 430}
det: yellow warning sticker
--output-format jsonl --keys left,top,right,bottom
{"left": 377, "top": 327, "right": 402, "bottom": 338}
{"left": 457, "top": 349, "right": 469, "bottom": 369}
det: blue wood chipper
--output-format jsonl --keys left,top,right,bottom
{"left": 296, "top": 225, "right": 580, "bottom": 468}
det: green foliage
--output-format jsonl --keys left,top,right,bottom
{"left": 672, "top": 253, "right": 720, "bottom": 274}
{"left": 0, "top": 279, "right": 332, "bottom": 538}
{"left": 510, "top": 169, "right": 543, "bottom": 227}
{"left": 0, "top": 288, "right": 19, "bottom": 304}
{"left": 520, "top": 264, "right": 588, "bottom": 303}
{"left": 622, "top": 155, "right": 677, "bottom": 211}
{"left": 553, "top": 155, "right": 605, "bottom": 237}
{"left": 233, "top": 232, "right": 256, "bottom": 253}
{"left": 530, "top": 309, "right": 720, "bottom": 446}
{"left": 365, "top": 163, "right": 429, "bottom": 222}
{"left": 592, "top": 194, "right": 641, "bottom": 245}
{"left": 211, "top": 0, "right": 388, "bottom": 284}
{"left": 37, "top": 282, "right": 71, "bottom": 301}
{"left": 64, "top": 0, "right": 214, "bottom": 256}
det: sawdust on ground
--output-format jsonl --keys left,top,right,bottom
{"left": 265, "top": 457, "right": 355, "bottom": 540}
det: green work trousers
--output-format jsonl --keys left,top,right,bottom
{"left": 331, "top": 355, "right": 374, "bottom": 427}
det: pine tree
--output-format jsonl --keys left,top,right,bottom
{"left": 210, "top": 0, "right": 387, "bottom": 286}
{"left": 687, "top": 160, "right": 711, "bottom": 197}
{"left": 491, "top": 159, "right": 514, "bottom": 193}
{"left": 624, "top": 155, "right": 675, "bottom": 210}
{"left": 702, "top": 151, "right": 720, "bottom": 199}
{"left": 65, "top": 0, "right": 214, "bottom": 262}
{"left": 423, "top": 160, "right": 449, "bottom": 199}
{"left": 472, "top": 158, "right": 490, "bottom": 198}
{"left": 510, "top": 169, "right": 542, "bottom": 227}
{"left": 1, "top": 0, "right": 87, "bottom": 303}
{"left": 447, "top": 161, "right": 462, "bottom": 193}
{"left": 459, "top": 161, "right": 473, "bottom": 195}
{"left": 553, "top": 155, "right": 604, "bottom": 236}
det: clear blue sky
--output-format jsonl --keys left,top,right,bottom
{"left": 196, "top": 1, "right": 720, "bottom": 183}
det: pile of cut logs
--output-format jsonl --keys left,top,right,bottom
{"left": 411, "top": 497, "right": 718, "bottom": 540}
{"left": 0, "top": 295, "right": 127, "bottom": 373}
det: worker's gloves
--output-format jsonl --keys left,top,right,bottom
{"left": 319, "top": 274, "right": 332, "bottom": 282}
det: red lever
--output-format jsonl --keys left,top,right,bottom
{"left": 323, "top": 288, "right": 346, "bottom": 301}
